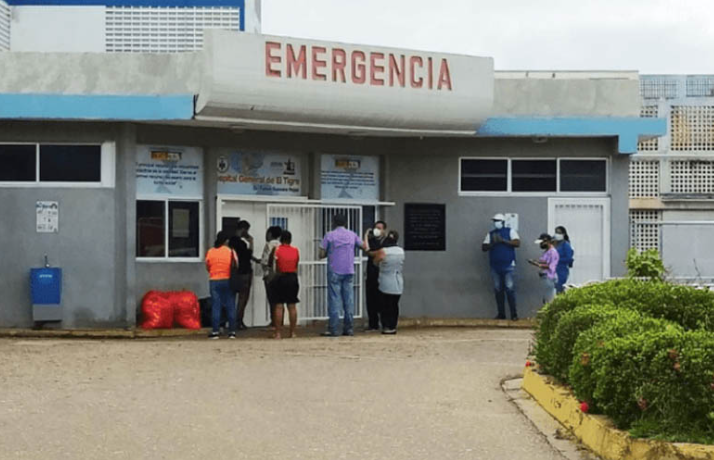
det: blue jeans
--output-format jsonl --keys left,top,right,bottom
{"left": 327, "top": 271, "right": 354, "bottom": 335}
{"left": 491, "top": 268, "right": 517, "bottom": 319}
{"left": 210, "top": 280, "right": 236, "bottom": 334}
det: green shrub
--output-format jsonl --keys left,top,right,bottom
{"left": 543, "top": 303, "right": 620, "bottom": 381}
{"left": 568, "top": 311, "right": 671, "bottom": 408}
{"left": 626, "top": 247, "right": 666, "bottom": 281}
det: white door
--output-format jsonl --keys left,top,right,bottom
{"left": 218, "top": 199, "right": 269, "bottom": 327}
{"left": 548, "top": 198, "right": 610, "bottom": 285}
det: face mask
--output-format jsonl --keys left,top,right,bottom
{"left": 373, "top": 228, "right": 382, "bottom": 238}
{"left": 554, "top": 233, "right": 564, "bottom": 241}
{"left": 494, "top": 221, "right": 504, "bottom": 230}
{"left": 540, "top": 243, "right": 549, "bottom": 250}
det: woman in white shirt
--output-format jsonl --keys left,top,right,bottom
{"left": 371, "top": 231, "right": 405, "bottom": 335}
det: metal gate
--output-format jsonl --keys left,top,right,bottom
{"left": 267, "top": 203, "right": 363, "bottom": 321}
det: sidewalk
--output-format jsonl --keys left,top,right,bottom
{"left": 0, "top": 317, "right": 535, "bottom": 339}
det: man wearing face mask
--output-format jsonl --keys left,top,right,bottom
{"left": 482, "top": 214, "right": 521, "bottom": 320}
{"left": 364, "top": 221, "right": 387, "bottom": 331}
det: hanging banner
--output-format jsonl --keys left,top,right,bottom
{"left": 321, "top": 154, "right": 379, "bottom": 201}
{"left": 217, "top": 151, "right": 302, "bottom": 196}
{"left": 136, "top": 146, "right": 203, "bottom": 197}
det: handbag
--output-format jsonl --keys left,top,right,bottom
{"left": 229, "top": 250, "right": 244, "bottom": 292}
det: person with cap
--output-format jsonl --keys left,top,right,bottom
{"left": 528, "top": 233, "right": 560, "bottom": 305}
{"left": 482, "top": 214, "right": 521, "bottom": 320}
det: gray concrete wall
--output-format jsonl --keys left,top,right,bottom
{"left": 383, "top": 137, "right": 627, "bottom": 319}
{"left": 0, "top": 122, "right": 126, "bottom": 327}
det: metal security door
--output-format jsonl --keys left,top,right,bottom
{"left": 267, "top": 204, "right": 363, "bottom": 321}
{"left": 548, "top": 198, "right": 611, "bottom": 285}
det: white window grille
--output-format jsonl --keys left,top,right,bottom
{"left": 638, "top": 105, "right": 659, "bottom": 152}
{"left": 670, "top": 160, "right": 714, "bottom": 194}
{"left": 105, "top": 6, "right": 241, "bottom": 53}
{"left": 0, "top": 0, "right": 10, "bottom": 52}
{"left": 670, "top": 106, "right": 714, "bottom": 151}
{"left": 640, "top": 78, "right": 678, "bottom": 99}
{"left": 630, "top": 210, "right": 661, "bottom": 252}
{"left": 686, "top": 77, "right": 714, "bottom": 98}
{"left": 629, "top": 160, "right": 660, "bottom": 198}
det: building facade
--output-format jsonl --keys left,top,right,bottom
{"left": 631, "top": 75, "right": 714, "bottom": 280}
{"left": 0, "top": 31, "right": 664, "bottom": 328}
{"left": 1, "top": 0, "right": 260, "bottom": 53}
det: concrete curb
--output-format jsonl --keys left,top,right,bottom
{"left": 522, "top": 367, "right": 714, "bottom": 460}
{"left": 0, "top": 318, "right": 535, "bottom": 340}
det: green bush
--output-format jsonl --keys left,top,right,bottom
{"left": 626, "top": 247, "right": 666, "bottom": 281}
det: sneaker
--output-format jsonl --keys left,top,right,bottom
{"left": 382, "top": 329, "right": 397, "bottom": 335}
{"left": 363, "top": 327, "right": 380, "bottom": 333}
{"left": 320, "top": 331, "right": 338, "bottom": 337}
{"left": 208, "top": 332, "right": 220, "bottom": 340}
{"left": 342, "top": 330, "right": 354, "bottom": 336}
{"left": 511, "top": 316, "right": 519, "bottom": 322}
{"left": 494, "top": 315, "right": 506, "bottom": 320}
{"left": 228, "top": 332, "right": 237, "bottom": 339}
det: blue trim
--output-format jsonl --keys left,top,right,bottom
{"left": 7, "top": 0, "right": 242, "bottom": 7}
{"left": 0, "top": 94, "right": 194, "bottom": 121}
{"left": 477, "top": 117, "right": 667, "bottom": 154}
{"left": 238, "top": 0, "right": 244, "bottom": 31}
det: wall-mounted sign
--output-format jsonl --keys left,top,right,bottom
{"left": 196, "top": 30, "right": 494, "bottom": 135}
{"left": 136, "top": 146, "right": 203, "bottom": 197}
{"left": 321, "top": 154, "right": 379, "bottom": 201}
{"left": 404, "top": 203, "right": 446, "bottom": 251}
{"left": 217, "top": 151, "right": 301, "bottom": 196}
{"left": 36, "top": 201, "right": 59, "bottom": 233}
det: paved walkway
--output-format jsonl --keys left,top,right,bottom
{"left": 0, "top": 328, "right": 566, "bottom": 460}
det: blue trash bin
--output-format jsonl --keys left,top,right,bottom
{"left": 30, "top": 268, "right": 63, "bottom": 321}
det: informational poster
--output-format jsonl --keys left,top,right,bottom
{"left": 404, "top": 203, "right": 446, "bottom": 251}
{"left": 217, "top": 151, "right": 301, "bottom": 196}
{"left": 321, "top": 154, "right": 379, "bottom": 201}
{"left": 136, "top": 146, "right": 203, "bottom": 197}
{"left": 36, "top": 201, "right": 59, "bottom": 233}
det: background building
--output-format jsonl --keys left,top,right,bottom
{"left": 0, "top": 0, "right": 260, "bottom": 53}
{"left": 631, "top": 75, "right": 714, "bottom": 281}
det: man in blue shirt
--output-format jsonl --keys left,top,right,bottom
{"left": 482, "top": 213, "right": 521, "bottom": 320}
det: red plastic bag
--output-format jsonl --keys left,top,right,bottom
{"left": 140, "top": 291, "right": 174, "bottom": 329}
{"left": 172, "top": 291, "right": 201, "bottom": 330}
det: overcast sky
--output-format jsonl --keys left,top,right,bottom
{"left": 261, "top": 0, "right": 714, "bottom": 74}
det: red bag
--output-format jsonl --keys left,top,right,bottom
{"left": 140, "top": 291, "right": 174, "bottom": 329}
{"left": 172, "top": 291, "right": 201, "bottom": 330}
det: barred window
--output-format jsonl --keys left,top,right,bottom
{"left": 629, "top": 161, "right": 660, "bottom": 198}
{"left": 670, "top": 106, "right": 714, "bottom": 151}
{"left": 630, "top": 210, "right": 661, "bottom": 252}
{"left": 640, "top": 78, "right": 678, "bottom": 99}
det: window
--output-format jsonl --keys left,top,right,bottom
{"left": 511, "top": 160, "right": 556, "bottom": 192}
{"left": 0, "top": 143, "right": 112, "bottom": 186}
{"left": 137, "top": 200, "right": 201, "bottom": 259}
{"left": 460, "top": 159, "right": 508, "bottom": 192}
{"left": 459, "top": 158, "right": 607, "bottom": 195}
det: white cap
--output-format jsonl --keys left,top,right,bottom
{"left": 492, "top": 213, "right": 505, "bottom": 221}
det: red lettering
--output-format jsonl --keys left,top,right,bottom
{"left": 286, "top": 44, "right": 307, "bottom": 79}
{"left": 332, "top": 48, "right": 347, "bottom": 83}
{"left": 352, "top": 51, "right": 366, "bottom": 84}
{"left": 409, "top": 56, "right": 423, "bottom": 88}
{"left": 437, "top": 58, "right": 453, "bottom": 90}
{"left": 389, "top": 54, "right": 405, "bottom": 87}
{"left": 370, "top": 52, "right": 385, "bottom": 86}
{"left": 265, "top": 41, "right": 282, "bottom": 77}
{"left": 312, "top": 46, "right": 327, "bottom": 81}
{"left": 428, "top": 57, "right": 433, "bottom": 89}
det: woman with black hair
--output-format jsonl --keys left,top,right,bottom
{"left": 271, "top": 231, "right": 300, "bottom": 339}
{"left": 205, "top": 230, "right": 238, "bottom": 339}
{"left": 261, "top": 226, "right": 283, "bottom": 327}
{"left": 371, "top": 230, "right": 405, "bottom": 335}
{"left": 554, "top": 226, "right": 574, "bottom": 293}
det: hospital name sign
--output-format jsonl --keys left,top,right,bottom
{"left": 265, "top": 41, "right": 454, "bottom": 91}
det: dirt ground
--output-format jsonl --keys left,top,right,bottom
{"left": 0, "top": 328, "right": 566, "bottom": 460}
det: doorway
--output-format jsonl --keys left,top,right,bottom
{"left": 548, "top": 198, "right": 611, "bottom": 285}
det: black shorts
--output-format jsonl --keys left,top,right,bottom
{"left": 271, "top": 273, "right": 300, "bottom": 305}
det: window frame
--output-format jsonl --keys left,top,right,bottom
{"left": 0, "top": 141, "right": 115, "bottom": 188}
{"left": 136, "top": 196, "right": 204, "bottom": 263}
{"left": 458, "top": 157, "right": 610, "bottom": 197}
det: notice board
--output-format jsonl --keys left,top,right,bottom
{"left": 404, "top": 203, "right": 446, "bottom": 251}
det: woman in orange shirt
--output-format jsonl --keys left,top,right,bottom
{"left": 205, "top": 230, "right": 238, "bottom": 339}
{"left": 270, "top": 230, "right": 300, "bottom": 339}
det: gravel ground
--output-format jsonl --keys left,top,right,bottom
{"left": 0, "top": 328, "right": 565, "bottom": 460}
